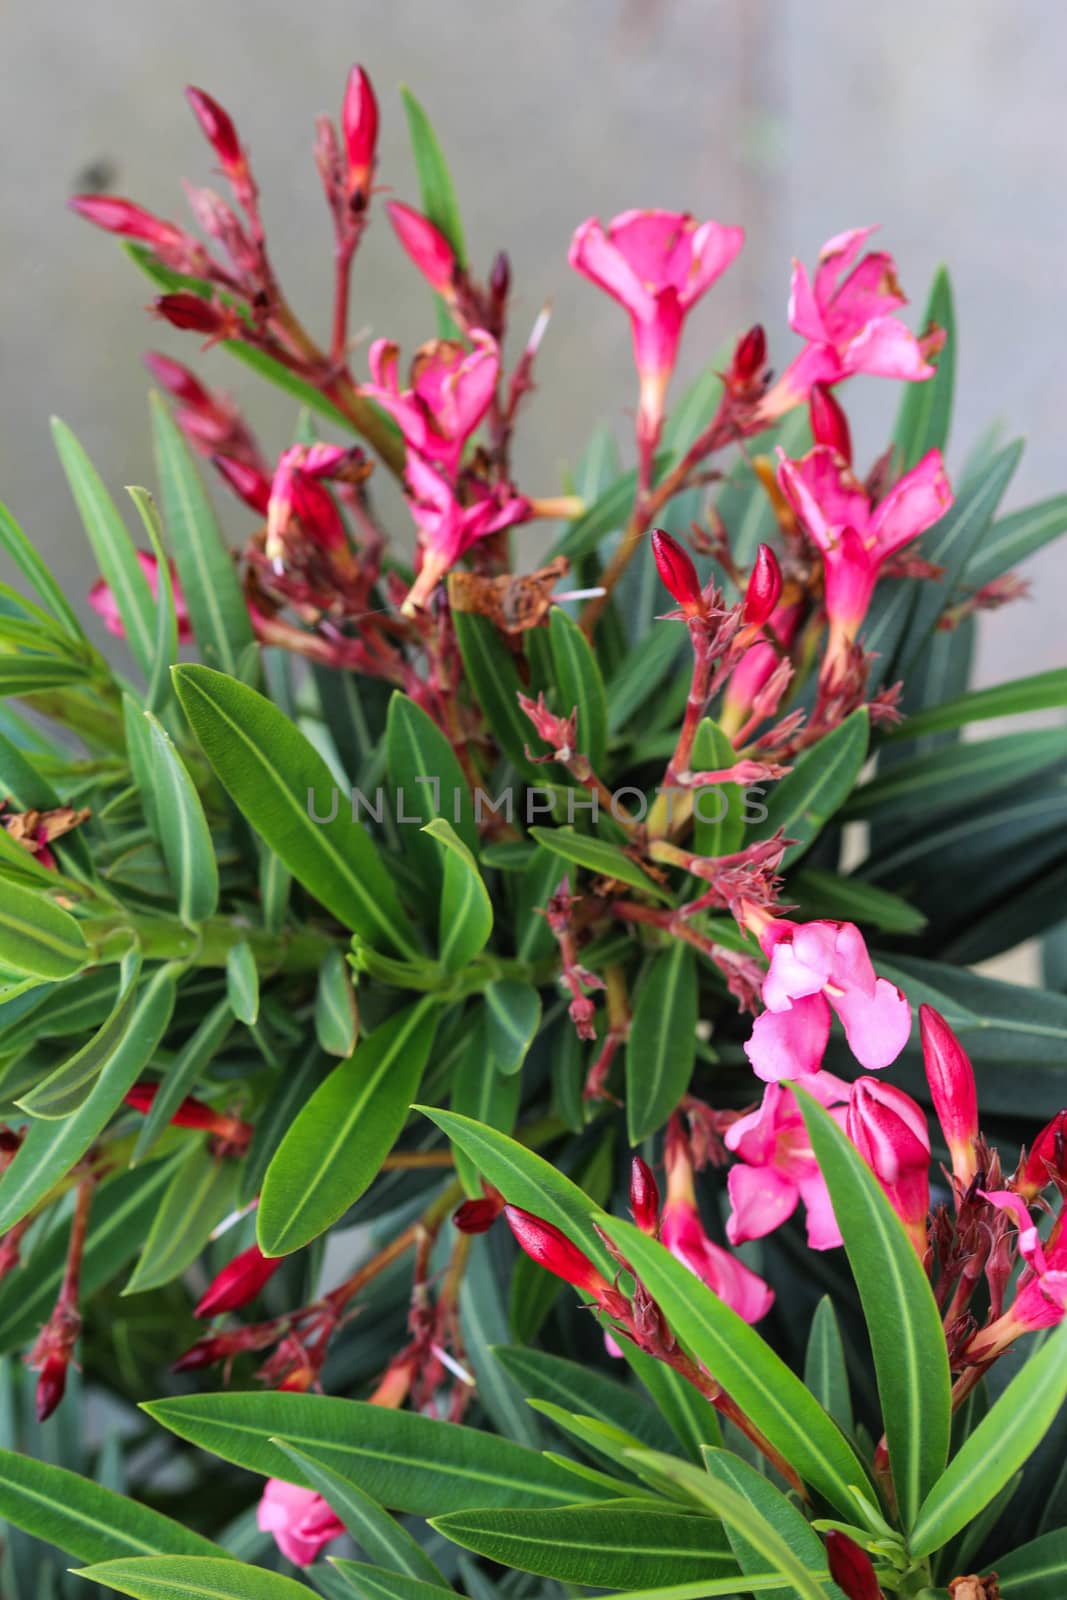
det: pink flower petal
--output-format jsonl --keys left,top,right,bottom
{"left": 842, "top": 314, "right": 937, "bottom": 382}
{"left": 829, "top": 975, "right": 912, "bottom": 1072}
{"left": 870, "top": 448, "right": 953, "bottom": 561}
{"left": 726, "top": 1162, "right": 798, "bottom": 1244}
{"left": 745, "top": 992, "right": 833, "bottom": 1081}
{"left": 569, "top": 216, "right": 654, "bottom": 320}
{"left": 796, "top": 1170, "right": 844, "bottom": 1250}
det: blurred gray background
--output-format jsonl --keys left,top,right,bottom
{"left": 2, "top": 0, "right": 1065, "bottom": 686}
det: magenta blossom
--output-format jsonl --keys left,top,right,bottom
{"left": 761, "top": 226, "right": 940, "bottom": 419}
{"left": 364, "top": 333, "right": 499, "bottom": 477}
{"left": 847, "top": 1078, "right": 931, "bottom": 1255}
{"left": 89, "top": 551, "right": 192, "bottom": 643}
{"left": 661, "top": 1133, "right": 773, "bottom": 1323}
{"left": 569, "top": 209, "right": 744, "bottom": 446}
{"left": 965, "top": 1193, "right": 1067, "bottom": 1362}
{"left": 777, "top": 443, "right": 952, "bottom": 661}
{"left": 257, "top": 1479, "right": 345, "bottom": 1567}
{"left": 743, "top": 913, "right": 912, "bottom": 1083}
{"left": 266, "top": 442, "right": 365, "bottom": 560}
{"left": 402, "top": 453, "right": 527, "bottom": 613}
{"left": 725, "top": 1072, "right": 851, "bottom": 1251}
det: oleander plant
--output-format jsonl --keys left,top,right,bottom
{"left": 1, "top": 66, "right": 1067, "bottom": 1600}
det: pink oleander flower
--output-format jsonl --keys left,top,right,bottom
{"left": 387, "top": 200, "right": 457, "bottom": 297}
{"left": 720, "top": 599, "right": 804, "bottom": 734}
{"left": 266, "top": 442, "right": 366, "bottom": 559}
{"left": 965, "top": 1193, "right": 1067, "bottom": 1362}
{"left": 777, "top": 442, "right": 952, "bottom": 663}
{"left": 364, "top": 333, "right": 499, "bottom": 477}
{"left": 847, "top": 1078, "right": 931, "bottom": 1255}
{"left": 743, "top": 913, "right": 912, "bottom": 1083}
{"left": 725, "top": 1072, "right": 852, "bottom": 1251}
{"left": 1017, "top": 1108, "right": 1067, "bottom": 1201}
{"left": 569, "top": 209, "right": 744, "bottom": 447}
{"left": 761, "top": 226, "right": 941, "bottom": 419}
{"left": 89, "top": 551, "right": 193, "bottom": 643}
{"left": 402, "top": 453, "right": 527, "bottom": 612}
{"left": 919, "top": 1004, "right": 980, "bottom": 1188}
{"left": 257, "top": 1479, "right": 345, "bottom": 1567}
{"left": 662, "top": 1134, "right": 773, "bottom": 1322}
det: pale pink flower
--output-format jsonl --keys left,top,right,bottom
{"left": 257, "top": 1479, "right": 345, "bottom": 1567}
{"left": 364, "top": 333, "right": 499, "bottom": 477}
{"left": 777, "top": 443, "right": 952, "bottom": 654}
{"left": 89, "top": 551, "right": 192, "bottom": 643}
{"left": 744, "top": 916, "right": 912, "bottom": 1083}
{"left": 569, "top": 209, "right": 744, "bottom": 444}
{"left": 725, "top": 1072, "right": 851, "bottom": 1251}
{"left": 402, "top": 453, "right": 527, "bottom": 612}
{"left": 761, "top": 227, "right": 940, "bottom": 418}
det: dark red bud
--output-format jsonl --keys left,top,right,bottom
{"left": 194, "top": 1244, "right": 282, "bottom": 1317}
{"left": 35, "top": 1355, "right": 68, "bottom": 1423}
{"left": 453, "top": 1186, "right": 505, "bottom": 1234}
{"left": 213, "top": 455, "right": 272, "bottom": 514}
{"left": 504, "top": 1206, "right": 611, "bottom": 1298}
{"left": 650, "top": 528, "right": 704, "bottom": 613}
{"left": 1021, "top": 1108, "right": 1067, "bottom": 1198}
{"left": 731, "top": 324, "right": 766, "bottom": 384}
{"left": 186, "top": 87, "right": 244, "bottom": 174}
{"left": 125, "top": 1082, "right": 252, "bottom": 1145}
{"left": 341, "top": 65, "right": 379, "bottom": 199}
{"left": 741, "top": 544, "right": 783, "bottom": 628}
{"left": 825, "top": 1530, "right": 883, "bottom": 1600}
{"left": 630, "top": 1157, "right": 660, "bottom": 1235}
{"left": 143, "top": 351, "right": 213, "bottom": 409}
{"left": 489, "top": 251, "right": 511, "bottom": 305}
{"left": 69, "top": 194, "right": 186, "bottom": 251}
{"left": 809, "top": 382, "right": 853, "bottom": 465}
{"left": 151, "top": 293, "right": 228, "bottom": 335}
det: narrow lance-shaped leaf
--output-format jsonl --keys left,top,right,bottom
{"left": 754, "top": 709, "right": 869, "bottom": 865}
{"left": 626, "top": 943, "right": 697, "bottom": 1144}
{"left": 127, "top": 485, "right": 179, "bottom": 715}
{"left": 143, "top": 710, "right": 220, "bottom": 924}
{"left": 75, "top": 1557, "right": 310, "bottom": 1600}
{"left": 0, "top": 877, "right": 90, "bottom": 981}
{"left": 424, "top": 817, "right": 492, "bottom": 971}
{"left": 17, "top": 947, "right": 143, "bottom": 1119}
{"left": 124, "top": 1142, "right": 241, "bottom": 1295}
{"left": 225, "top": 939, "right": 260, "bottom": 1026}
{"left": 893, "top": 266, "right": 955, "bottom": 472}
{"left": 549, "top": 607, "right": 608, "bottom": 771}
{"left": 314, "top": 946, "right": 359, "bottom": 1058}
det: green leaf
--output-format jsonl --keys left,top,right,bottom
{"left": 755, "top": 709, "right": 869, "bottom": 864}
{"left": 597, "top": 1216, "right": 868, "bottom": 1516}
{"left": 0, "top": 878, "right": 89, "bottom": 980}
{"left": 142, "top": 1391, "right": 605, "bottom": 1514}
{"left": 849, "top": 729, "right": 1067, "bottom": 825}
{"left": 528, "top": 825, "right": 671, "bottom": 901}
{"left": 0, "top": 657, "right": 90, "bottom": 697}
{"left": 551, "top": 461, "right": 667, "bottom": 561}
{"left": 0, "top": 500, "right": 89, "bottom": 643}
{"left": 0, "top": 1448, "right": 224, "bottom": 1564}
{"left": 385, "top": 692, "right": 478, "bottom": 894}
{"left": 483, "top": 979, "right": 540, "bottom": 1075}
{"left": 492, "top": 1345, "right": 677, "bottom": 1456}
{"left": 314, "top": 947, "right": 359, "bottom": 1058}
{"left": 142, "top": 711, "right": 220, "bottom": 924}
{"left": 665, "top": 362, "right": 725, "bottom": 454}
{"left": 893, "top": 266, "right": 955, "bottom": 472}
{"left": 794, "top": 1089, "right": 951, "bottom": 1529}
{"left": 52, "top": 417, "right": 156, "bottom": 678}
{"left": 908, "top": 1321, "right": 1067, "bottom": 1558}
{"left": 400, "top": 85, "right": 467, "bottom": 265}
{"left": 691, "top": 720, "right": 744, "bottom": 858}
{"left": 450, "top": 1011, "right": 521, "bottom": 1199}
{"left": 965, "top": 492, "right": 1067, "bottom": 589}
{"left": 884, "top": 667, "right": 1067, "bottom": 741}
{"left": 225, "top": 940, "right": 260, "bottom": 1025}
{"left": 328, "top": 1566, "right": 452, "bottom": 1600}
{"left": 626, "top": 944, "right": 697, "bottom": 1143}
{"left": 174, "top": 666, "right": 418, "bottom": 957}
{"left": 622, "top": 1344, "right": 722, "bottom": 1464}
{"left": 270, "top": 1441, "right": 445, "bottom": 1586}
{"left": 17, "top": 950, "right": 142, "bottom": 1119}
{"left": 423, "top": 818, "right": 492, "bottom": 972}
{"left": 150, "top": 393, "right": 253, "bottom": 674}
{"left": 75, "top": 1558, "right": 306, "bottom": 1600}
{"left": 548, "top": 608, "right": 607, "bottom": 770}
{"left": 803, "top": 1296, "right": 854, "bottom": 1437}
{"left": 131, "top": 998, "right": 233, "bottom": 1164}
{"left": 258, "top": 998, "right": 438, "bottom": 1255}
{"left": 430, "top": 1505, "right": 734, "bottom": 1588}
{"left": 452, "top": 612, "right": 543, "bottom": 781}
{"left": 790, "top": 868, "right": 927, "bottom": 936}
{"left": 126, "top": 487, "right": 179, "bottom": 716}
{"left": 607, "top": 626, "right": 686, "bottom": 734}
{"left": 995, "top": 1528, "right": 1067, "bottom": 1599}
{"left": 703, "top": 1448, "right": 843, "bottom": 1600}
{"left": 624, "top": 1450, "right": 833, "bottom": 1600}
{"left": 123, "top": 1141, "right": 240, "bottom": 1295}
{"left": 0, "top": 963, "right": 178, "bottom": 1232}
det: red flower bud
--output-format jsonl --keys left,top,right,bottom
{"left": 35, "top": 1355, "right": 69, "bottom": 1424}
{"left": 194, "top": 1244, "right": 282, "bottom": 1317}
{"left": 809, "top": 382, "right": 853, "bottom": 465}
{"left": 386, "top": 201, "right": 457, "bottom": 297}
{"left": 125, "top": 1082, "right": 252, "bottom": 1147}
{"left": 186, "top": 87, "right": 245, "bottom": 178}
{"left": 69, "top": 194, "right": 188, "bottom": 252}
{"left": 919, "top": 1005, "right": 979, "bottom": 1187}
{"left": 847, "top": 1079, "right": 930, "bottom": 1255}
{"left": 730, "top": 324, "right": 766, "bottom": 386}
{"left": 630, "top": 1157, "right": 660, "bottom": 1235}
{"left": 650, "top": 528, "right": 704, "bottom": 614}
{"left": 143, "top": 351, "right": 213, "bottom": 410}
{"left": 213, "top": 455, "right": 272, "bottom": 514}
{"left": 489, "top": 250, "right": 511, "bottom": 306}
{"left": 1019, "top": 1108, "right": 1067, "bottom": 1200}
{"left": 741, "top": 544, "right": 783, "bottom": 628}
{"left": 504, "top": 1206, "right": 611, "bottom": 1299}
{"left": 825, "top": 1530, "right": 883, "bottom": 1600}
{"left": 453, "top": 1185, "right": 505, "bottom": 1234}
{"left": 341, "top": 65, "right": 379, "bottom": 201}
{"left": 151, "top": 293, "right": 234, "bottom": 337}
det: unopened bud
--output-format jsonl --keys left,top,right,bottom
{"left": 630, "top": 1157, "right": 660, "bottom": 1235}
{"left": 650, "top": 528, "right": 703, "bottom": 614}
{"left": 847, "top": 1079, "right": 930, "bottom": 1255}
{"left": 125, "top": 1082, "right": 252, "bottom": 1146}
{"left": 195, "top": 1244, "right": 283, "bottom": 1317}
{"left": 1019, "top": 1108, "right": 1067, "bottom": 1200}
{"left": 741, "top": 544, "right": 782, "bottom": 628}
{"left": 186, "top": 87, "right": 245, "bottom": 178}
{"left": 341, "top": 65, "right": 379, "bottom": 202}
{"left": 69, "top": 194, "right": 187, "bottom": 252}
{"left": 505, "top": 1206, "right": 612, "bottom": 1299}
{"left": 35, "top": 1355, "right": 69, "bottom": 1424}
{"left": 144, "top": 351, "right": 212, "bottom": 409}
{"left": 213, "top": 454, "right": 272, "bottom": 514}
{"left": 151, "top": 292, "right": 234, "bottom": 338}
{"left": 919, "top": 1005, "right": 979, "bottom": 1188}
{"left": 825, "top": 1530, "right": 883, "bottom": 1600}
{"left": 809, "top": 382, "right": 853, "bottom": 464}
{"left": 730, "top": 324, "right": 766, "bottom": 386}
{"left": 386, "top": 201, "right": 457, "bottom": 297}
{"left": 489, "top": 251, "right": 511, "bottom": 307}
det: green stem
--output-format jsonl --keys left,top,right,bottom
{"left": 81, "top": 914, "right": 333, "bottom": 975}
